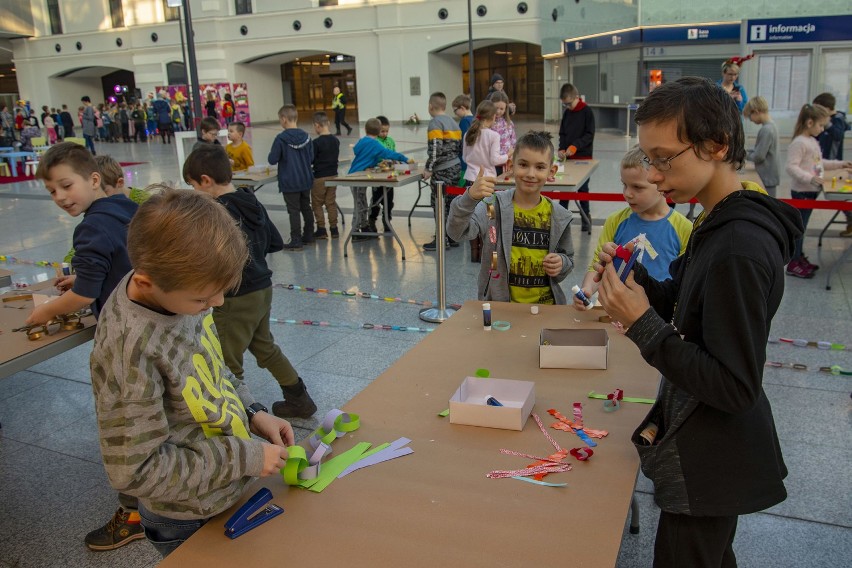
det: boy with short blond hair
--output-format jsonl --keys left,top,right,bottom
{"left": 30, "top": 142, "right": 140, "bottom": 552}
{"left": 743, "top": 96, "right": 780, "bottom": 197}
{"left": 311, "top": 111, "right": 341, "bottom": 239}
{"left": 572, "top": 146, "right": 691, "bottom": 310}
{"left": 183, "top": 144, "right": 316, "bottom": 418}
{"left": 423, "top": 92, "right": 462, "bottom": 251}
{"left": 269, "top": 104, "right": 314, "bottom": 250}
{"left": 226, "top": 121, "right": 254, "bottom": 171}
{"left": 90, "top": 189, "right": 295, "bottom": 557}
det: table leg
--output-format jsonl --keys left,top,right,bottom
{"left": 575, "top": 200, "right": 592, "bottom": 234}
{"left": 383, "top": 187, "right": 406, "bottom": 261}
{"left": 687, "top": 202, "right": 696, "bottom": 221}
{"left": 8, "top": 157, "right": 17, "bottom": 177}
{"left": 818, "top": 210, "right": 841, "bottom": 247}
{"left": 825, "top": 239, "right": 852, "bottom": 291}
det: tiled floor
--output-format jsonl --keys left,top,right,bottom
{"left": 0, "top": 121, "right": 850, "bottom": 567}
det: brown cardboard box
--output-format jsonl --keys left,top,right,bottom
{"left": 0, "top": 268, "right": 12, "bottom": 289}
{"left": 540, "top": 328, "right": 609, "bottom": 369}
{"left": 449, "top": 376, "right": 535, "bottom": 431}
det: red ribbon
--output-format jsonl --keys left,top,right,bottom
{"left": 570, "top": 447, "right": 594, "bottom": 461}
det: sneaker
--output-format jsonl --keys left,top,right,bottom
{"left": 283, "top": 241, "right": 304, "bottom": 251}
{"left": 786, "top": 258, "right": 814, "bottom": 279}
{"left": 301, "top": 236, "right": 315, "bottom": 245}
{"left": 382, "top": 223, "right": 392, "bottom": 235}
{"left": 422, "top": 238, "right": 449, "bottom": 251}
{"left": 84, "top": 507, "right": 144, "bottom": 551}
{"left": 801, "top": 256, "right": 819, "bottom": 271}
{"left": 367, "top": 221, "right": 378, "bottom": 234}
{"left": 346, "top": 126, "right": 353, "bottom": 136}
{"left": 840, "top": 225, "right": 852, "bottom": 238}
{"left": 330, "top": 227, "right": 340, "bottom": 239}
{"left": 448, "top": 236, "right": 460, "bottom": 248}
{"left": 313, "top": 228, "right": 328, "bottom": 240}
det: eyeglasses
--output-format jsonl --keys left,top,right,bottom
{"left": 642, "top": 145, "right": 693, "bottom": 172}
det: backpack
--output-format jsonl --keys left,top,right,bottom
{"left": 223, "top": 101, "right": 234, "bottom": 118}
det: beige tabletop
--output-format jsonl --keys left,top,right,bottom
{"left": 161, "top": 300, "right": 660, "bottom": 568}
{"left": 328, "top": 168, "right": 423, "bottom": 188}
{"left": 0, "top": 281, "right": 96, "bottom": 379}
{"left": 232, "top": 167, "right": 276, "bottom": 190}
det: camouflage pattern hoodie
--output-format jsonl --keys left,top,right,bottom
{"left": 90, "top": 273, "right": 265, "bottom": 520}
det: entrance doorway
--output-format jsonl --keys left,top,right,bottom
{"left": 282, "top": 54, "right": 357, "bottom": 118}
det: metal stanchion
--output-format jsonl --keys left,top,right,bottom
{"left": 420, "top": 181, "right": 456, "bottom": 323}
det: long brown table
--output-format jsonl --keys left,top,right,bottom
{"left": 160, "top": 300, "right": 659, "bottom": 568}
{"left": 0, "top": 281, "right": 96, "bottom": 380}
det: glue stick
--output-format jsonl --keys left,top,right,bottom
{"left": 572, "top": 285, "right": 592, "bottom": 309}
{"left": 482, "top": 303, "right": 492, "bottom": 331}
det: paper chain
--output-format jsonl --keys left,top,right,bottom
{"left": 274, "top": 283, "right": 461, "bottom": 310}
{"left": 764, "top": 361, "right": 852, "bottom": 376}
{"left": 270, "top": 317, "right": 433, "bottom": 333}
{"left": 769, "top": 337, "right": 847, "bottom": 350}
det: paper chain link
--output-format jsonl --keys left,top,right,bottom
{"left": 281, "top": 409, "right": 361, "bottom": 486}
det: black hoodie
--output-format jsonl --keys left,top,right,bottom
{"left": 624, "top": 189, "right": 803, "bottom": 517}
{"left": 217, "top": 188, "right": 284, "bottom": 296}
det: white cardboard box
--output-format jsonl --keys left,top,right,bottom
{"left": 449, "top": 377, "right": 535, "bottom": 431}
{"left": 539, "top": 328, "right": 609, "bottom": 369}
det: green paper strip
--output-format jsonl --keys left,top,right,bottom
{"left": 302, "top": 443, "right": 373, "bottom": 493}
{"left": 588, "top": 391, "right": 655, "bottom": 404}
{"left": 511, "top": 476, "right": 568, "bottom": 487}
{"left": 282, "top": 445, "right": 309, "bottom": 485}
{"left": 357, "top": 442, "right": 390, "bottom": 462}
{"left": 438, "top": 409, "right": 450, "bottom": 417}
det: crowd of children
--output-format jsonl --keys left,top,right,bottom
{"left": 16, "top": 68, "right": 850, "bottom": 565}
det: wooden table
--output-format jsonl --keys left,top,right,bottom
{"left": 327, "top": 169, "right": 424, "bottom": 260}
{"left": 0, "top": 282, "right": 96, "bottom": 380}
{"left": 160, "top": 301, "right": 659, "bottom": 568}
{"left": 232, "top": 168, "right": 277, "bottom": 191}
{"left": 495, "top": 160, "right": 599, "bottom": 233}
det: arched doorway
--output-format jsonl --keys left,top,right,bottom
{"left": 284, "top": 53, "right": 357, "bottom": 115}
{"left": 51, "top": 66, "right": 138, "bottom": 105}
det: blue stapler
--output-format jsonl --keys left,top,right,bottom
{"left": 224, "top": 488, "right": 283, "bottom": 539}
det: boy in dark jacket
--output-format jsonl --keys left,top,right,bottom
{"left": 268, "top": 104, "right": 314, "bottom": 250}
{"left": 557, "top": 83, "right": 595, "bottom": 231}
{"left": 311, "top": 112, "right": 341, "bottom": 239}
{"left": 184, "top": 144, "right": 317, "bottom": 419}
{"left": 596, "top": 77, "right": 801, "bottom": 567}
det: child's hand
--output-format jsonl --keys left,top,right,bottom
{"left": 55, "top": 275, "right": 75, "bottom": 293}
{"left": 557, "top": 149, "right": 566, "bottom": 161}
{"left": 811, "top": 176, "right": 825, "bottom": 187}
{"left": 571, "top": 286, "right": 592, "bottom": 311}
{"left": 542, "top": 253, "right": 563, "bottom": 277}
{"left": 598, "top": 262, "right": 650, "bottom": 328}
{"left": 407, "top": 158, "right": 416, "bottom": 165}
{"left": 566, "top": 145, "right": 577, "bottom": 157}
{"left": 469, "top": 168, "right": 496, "bottom": 201}
{"left": 250, "top": 411, "right": 296, "bottom": 447}
{"left": 422, "top": 170, "right": 432, "bottom": 180}
{"left": 592, "top": 242, "right": 623, "bottom": 283}
{"left": 26, "top": 303, "right": 53, "bottom": 326}
{"left": 259, "top": 443, "right": 288, "bottom": 477}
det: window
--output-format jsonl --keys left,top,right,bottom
{"left": 235, "top": 0, "right": 252, "bottom": 15}
{"left": 757, "top": 53, "right": 810, "bottom": 112}
{"left": 109, "top": 0, "right": 124, "bottom": 28}
{"left": 47, "top": 0, "right": 63, "bottom": 35}
{"left": 163, "top": 0, "right": 180, "bottom": 21}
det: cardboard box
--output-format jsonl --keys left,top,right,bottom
{"left": 449, "top": 377, "right": 535, "bottom": 431}
{"left": 0, "top": 268, "right": 11, "bottom": 289}
{"left": 539, "top": 328, "right": 609, "bottom": 370}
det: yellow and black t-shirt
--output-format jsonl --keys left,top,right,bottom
{"left": 509, "top": 197, "right": 554, "bottom": 304}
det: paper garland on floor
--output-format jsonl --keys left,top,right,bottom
{"left": 764, "top": 361, "right": 852, "bottom": 376}
{"left": 769, "top": 337, "right": 846, "bottom": 350}
{"left": 270, "top": 317, "right": 433, "bottom": 333}
{"left": 274, "top": 283, "right": 462, "bottom": 311}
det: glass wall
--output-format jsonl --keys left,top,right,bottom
{"left": 462, "top": 42, "right": 543, "bottom": 114}
{"left": 283, "top": 55, "right": 357, "bottom": 114}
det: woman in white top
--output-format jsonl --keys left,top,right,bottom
{"left": 462, "top": 100, "right": 509, "bottom": 185}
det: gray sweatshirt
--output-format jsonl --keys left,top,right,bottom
{"left": 90, "top": 273, "right": 265, "bottom": 520}
{"left": 447, "top": 188, "right": 575, "bottom": 303}
{"left": 747, "top": 121, "right": 780, "bottom": 188}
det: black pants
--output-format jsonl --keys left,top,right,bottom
{"left": 654, "top": 511, "right": 738, "bottom": 568}
{"left": 369, "top": 187, "right": 394, "bottom": 223}
{"left": 282, "top": 190, "right": 314, "bottom": 243}
{"left": 133, "top": 123, "right": 146, "bottom": 142}
{"left": 121, "top": 122, "right": 130, "bottom": 142}
{"left": 158, "top": 122, "right": 172, "bottom": 144}
{"left": 334, "top": 109, "right": 350, "bottom": 134}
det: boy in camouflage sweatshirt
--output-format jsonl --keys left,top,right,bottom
{"left": 90, "top": 190, "right": 295, "bottom": 557}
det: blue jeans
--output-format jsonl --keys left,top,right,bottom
{"left": 139, "top": 503, "right": 208, "bottom": 557}
{"left": 83, "top": 133, "right": 95, "bottom": 154}
{"left": 791, "top": 190, "right": 817, "bottom": 259}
